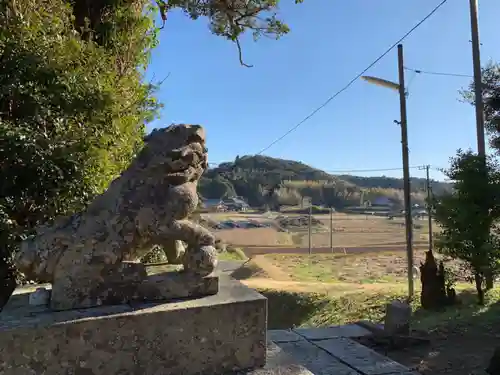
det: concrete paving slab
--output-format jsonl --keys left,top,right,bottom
{"left": 294, "top": 324, "right": 372, "bottom": 341}
{"left": 278, "top": 340, "right": 361, "bottom": 375}
{"left": 313, "top": 337, "right": 411, "bottom": 375}
{"left": 238, "top": 342, "right": 314, "bottom": 375}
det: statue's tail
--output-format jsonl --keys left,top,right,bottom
{"left": 15, "top": 213, "right": 82, "bottom": 283}
{"left": 15, "top": 235, "right": 62, "bottom": 283}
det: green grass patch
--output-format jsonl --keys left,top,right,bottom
{"left": 264, "top": 252, "right": 466, "bottom": 284}
{"left": 260, "top": 286, "right": 500, "bottom": 332}
{"left": 265, "top": 253, "right": 409, "bottom": 284}
{"left": 218, "top": 247, "right": 248, "bottom": 261}
{"left": 261, "top": 288, "right": 413, "bottom": 329}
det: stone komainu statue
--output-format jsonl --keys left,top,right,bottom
{"left": 15, "top": 124, "right": 218, "bottom": 306}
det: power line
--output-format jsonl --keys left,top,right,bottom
{"left": 255, "top": 0, "right": 449, "bottom": 155}
{"left": 323, "top": 166, "right": 422, "bottom": 174}
{"left": 208, "top": 160, "right": 451, "bottom": 175}
{"left": 404, "top": 66, "right": 472, "bottom": 78}
{"left": 207, "top": 164, "right": 425, "bottom": 174}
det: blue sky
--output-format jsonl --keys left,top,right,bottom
{"left": 145, "top": 0, "right": 499, "bottom": 181}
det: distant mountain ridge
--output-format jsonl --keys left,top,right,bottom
{"left": 199, "top": 155, "right": 452, "bottom": 209}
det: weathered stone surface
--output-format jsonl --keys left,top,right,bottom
{"left": 384, "top": 300, "right": 412, "bottom": 336}
{"left": 28, "top": 287, "right": 50, "bottom": 306}
{"left": 6, "top": 266, "right": 218, "bottom": 311}
{"left": 237, "top": 342, "right": 314, "bottom": 375}
{"left": 0, "top": 278, "right": 267, "bottom": 375}
{"left": 162, "top": 239, "right": 187, "bottom": 264}
{"left": 50, "top": 263, "right": 219, "bottom": 311}
{"left": 278, "top": 340, "right": 360, "bottom": 375}
{"left": 294, "top": 324, "right": 372, "bottom": 341}
{"left": 215, "top": 260, "right": 247, "bottom": 276}
{"left": 313, "top": 337, "right": 410, "bottom": 375}
{"left": 14, "top": 124, "right": 220, "bottom": 310}
{"left": 135, "top": 270, "right": 218, "bottom": 302}
{"left": 269, "top": 329, "right": 305, "bottom": 343}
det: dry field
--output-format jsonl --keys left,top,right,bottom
{"left": 302, "top": 213, "right": 434, "bottom": 248}
{"left": 214, "top": 228, "right": 295, "bottom": 247}
{"left": 207, "top": 211, "right": 438, "bottom": 249}
{"left": 262, "top": 251, "right": 464, "bottom": 284}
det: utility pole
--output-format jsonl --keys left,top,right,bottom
{"left": 398, "top": 44, "right": 414, "bottom": 300}
{"left": 469, "top": 0, "right": 493, "bottom": 289}
{"left": 329, "top": 207, "right": 333, "bottom": 251}
{"left": 361, "top": 45, "right": 414, "bottom": 299}
{"left": 308, "top": 204, "right": 312, "bottom": 255}
{"left": 469, "top": 0, "right": 486, "bottom": 156}
{"left": 419, "top": 165, "right": 433, "bottom": 252}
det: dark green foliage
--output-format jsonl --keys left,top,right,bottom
{"left": 199, "top": 155, "right": 452, "bottom": 209}
{"left": 0, "top": 205, "right": 18, "bottom": 309}
{"left": 462, "top": 62, "right": 500, "bottom": 150}
{"left": 215, "top": 155, "right": 335, "bottom": 181}
{"left": 199, "top": 176, "right": 237, "bottom": 199}
{"left": 69, "top": 0, "right": 305, "bottom": 67}
{"left": 0, "top": 0, "right": 160, "bottom": 305}
{"left": 340, "top": 175, "right": 453, "bottom": 196}
{"left": 162, "top": 0, "right": 304, "bottom": 66}
{"left": 0, "top": 0, "right": 159, "bottom": 222}
{"left": 431, "top": 149, "right": 500, "bottom": 304}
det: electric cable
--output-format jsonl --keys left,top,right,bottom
{"left": 255, "top": 0, "right": 450, "bottom": 155}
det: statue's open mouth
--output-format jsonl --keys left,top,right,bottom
{"left": 186, "top": 132, "right": 204, "bottom": 145}
{"left": 166, "top": 139, "right": 208, "bottom": 176}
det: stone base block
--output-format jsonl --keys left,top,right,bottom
{"left": 0, "top": 277, "right": 267, "bottom": 375}
{"left": 50, "top": 262, "right": 219, "bottom": 311}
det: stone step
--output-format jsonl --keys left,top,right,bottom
{"left": 261, "top": 329, "right": 421, "bottom": 375}
{"left": 313, "top": 337, "right": 416, "bottom": 375}
{"left": 239, "top": 342, "right": 315, "bottom": 375}
{"left": 277, "top": 339, "right": 360, "bottom": 375}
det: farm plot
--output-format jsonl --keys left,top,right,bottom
{"left": 263, "top": 251, "right": 465, "bottom": 284}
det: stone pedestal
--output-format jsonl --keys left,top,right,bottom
{"left": 0, "top": 277, "right": 267, "bottom": 375}
{"left": 384, "top": 300, "right": 412, "bottom": 336}
{"left": 49, "top": 262, "right": 219, "bottom": 311}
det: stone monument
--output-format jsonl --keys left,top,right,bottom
{"left": 0, "top": 124, "right": 267, "bottom": 375}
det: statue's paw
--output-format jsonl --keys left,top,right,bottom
{"left": 15, "top": 239, "right": 37, "bottom": 275}
{"left": 182, "top": 245, "right": 218, "bottom": 277}
{"left": 197, "top": 231, "right": 216, "bottom": 246}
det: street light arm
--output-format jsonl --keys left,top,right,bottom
{"left": 361, "top": 76, "right": 400, "bottom": 91}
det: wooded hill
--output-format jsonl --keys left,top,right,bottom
{"left": 199, "top": 155, "right": 452, "bottom": 209}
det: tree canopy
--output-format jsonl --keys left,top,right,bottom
{"left": 199, "top": 155, "right": 452, "bottom": 209}
{"left": 158, "top": 0, "right": 304, "bottom": 66}
{"left": 462, "top": 62, "right": 500, "bottom": 150}
{"left": 0, "top": 0, "right": 161, "bottom": 303}
{"left": 432, "top": 149, "right": 500, "bottom": 304}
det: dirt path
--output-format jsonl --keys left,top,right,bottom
{"left": 243, "top": 240, "right": 428, "bottom": 249}
{"left": 244, "top": 244, "right": 428, "bottom": 256}
{"left": 241, "top": 278, "right": 404, "bottom": 295}
{"left": 250, "top": 255, "right": 291, "bottom": 281}
{"left": 240, "top": 256, "right": 406, "bottom": 295}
